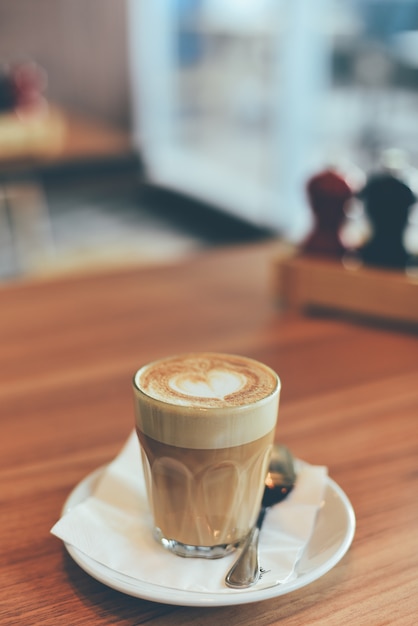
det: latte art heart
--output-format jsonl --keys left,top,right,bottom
{"left": 135, "top": 352, "right": 279, "bottom": 409}
{"left": 169, "top": 370, "right": 246, "bottom": 399}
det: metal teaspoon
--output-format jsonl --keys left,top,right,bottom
{"left": 225, "top": 444, "right": 296, "bottom": 589}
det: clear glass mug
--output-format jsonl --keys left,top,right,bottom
{"left": 133, "top": 353, "right": 280, "bottom": 558}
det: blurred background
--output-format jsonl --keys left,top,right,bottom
{"left": 1, "top": 0, "right": 418, "bottom": 280}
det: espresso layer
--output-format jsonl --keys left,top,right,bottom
{"left": 135, "top": 353, "right": 278, "bottom": 408}
{"left": 137, "top": 429, "right": 274, "bottom": 546}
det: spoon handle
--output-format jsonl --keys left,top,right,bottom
{"left": 225, "top": 508, "right": 266, "bottom": 589}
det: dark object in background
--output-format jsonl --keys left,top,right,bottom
{"left": 302, "top": 168, "right": 353, "bottom": 258}
{"left": 358, "top": 173, "right": 415, "bottom": 270}
{"left": 0, "top": 68, "right": 16, "bottom": 111}
{"left": 0, "top": 61, "right": 47, "bottom": 114}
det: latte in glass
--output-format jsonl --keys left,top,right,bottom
{"left": 133, "top": 352, "right": 280, "bottom": 558}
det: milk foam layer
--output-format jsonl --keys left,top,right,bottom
{"left": 133, "top": 353, "right": 280, "bottom": 449}
{"left": 136, "top": 353, "right": 277, "bottom": 408}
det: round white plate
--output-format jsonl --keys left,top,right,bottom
{"left": 62, "top": 466, "right": 355, "bottom": 607}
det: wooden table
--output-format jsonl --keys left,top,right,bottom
{"left": 1, "top": 241, "right": 417, "bottom": 625}
{"left": 0, "top": 105, "right": 134, "bottom": 171}
{"left": 0, "top": 105, "right": 138, "bottom": 278}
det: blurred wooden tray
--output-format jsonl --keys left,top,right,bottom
{"left": 0, "top": 106, "right": 67, "bottom": 161}
{"left": 274, "top": 251, "right": 418, "bottom": 326}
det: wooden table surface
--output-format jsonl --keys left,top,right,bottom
{"left": 1, "top": 241, "right": 417, "bottom": 625}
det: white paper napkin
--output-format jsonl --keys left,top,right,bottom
{"left": 51, "top": 432, "right": 327, "bottom": 594}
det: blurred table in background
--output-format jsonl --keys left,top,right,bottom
{"left": 0, "top": 105, "right": 136, "bottom": 173}
{"left": 0, "top": 105, "right": 139, "bottom": 277}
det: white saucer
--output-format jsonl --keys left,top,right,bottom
{"left": 62, "top": 465, "right": 355, "bottom": 607}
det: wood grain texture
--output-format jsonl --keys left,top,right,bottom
{"left": 1, "top": 240, "right": 418, "bottom": 625}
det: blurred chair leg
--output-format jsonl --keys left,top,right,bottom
{"left": 5, "top": 179, "right": 56, "bottom": 275}
{"left": 0, "top": 184, "right": 18, "bottom": 277}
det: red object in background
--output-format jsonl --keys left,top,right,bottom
{"left": 303, "top": 168, "right": 353, "bottom": 258}
{"left": 11, "top": 61, "right": 47, "bottom": 112}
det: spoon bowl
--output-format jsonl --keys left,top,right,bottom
{"left": 225, "top": 443, "right": 296, "bottom": 589}
{"left": 263, "top": 443, "right": 296, "bottom": 507}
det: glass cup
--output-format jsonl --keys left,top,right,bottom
{"left": 133, "top": 352, "right": 280, "bottom": 558}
